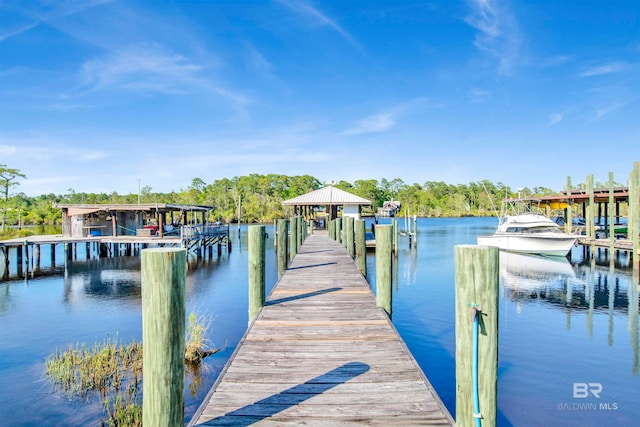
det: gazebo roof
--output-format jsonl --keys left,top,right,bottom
{"left": 282, "top": 186, "right": 372, "bottom": 206}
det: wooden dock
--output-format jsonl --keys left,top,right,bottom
{"left": 189, "top": 233, "right": 453, "bottom": 426}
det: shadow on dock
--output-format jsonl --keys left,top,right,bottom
{"left": 266, "top": 287, "right": 342, "bottom": 305}
{"left": 286, "top": 261, "right": 337, "bottom": 270}
{"left": 198, "top": 362, "right": 370, "bottom": 426}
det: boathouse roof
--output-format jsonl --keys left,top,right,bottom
{"left": 54, "top": 203, "right": 213, "bottom": 216}
{"left": 282, "top": 185, "right": 372, "bottom": 206}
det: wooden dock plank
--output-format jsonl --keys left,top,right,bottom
{"left": 189, "top": 233, "right": 453, "bottom": 426}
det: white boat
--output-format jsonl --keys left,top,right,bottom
{"left": 477, "top": 200, "right": 577, "bottom": 256}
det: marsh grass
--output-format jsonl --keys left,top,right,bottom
{"left": 46, "top": 312, "right": 218, "bottom": 425}
{"left": 185, "top": 311, "right": 219, "bottom": 363}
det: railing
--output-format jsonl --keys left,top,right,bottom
{"left": 180, "top": 224, "right": 229, "bottom": 240}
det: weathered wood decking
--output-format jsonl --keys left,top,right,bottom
{"left": 189, "top": 233, "right": 454, "bottom": 426}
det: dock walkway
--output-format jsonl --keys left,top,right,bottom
{"left": 189, "top": 233, "right": 453, "bottom": 426}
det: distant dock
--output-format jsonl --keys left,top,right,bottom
{"left": 189, "top": 233, "right": 453, "bottom": 426}
{"left": 0, "top": 224, "right": 230, "bottom": 281}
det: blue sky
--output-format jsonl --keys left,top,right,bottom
{"left": 1, "top": 0, "right": 638, "bottom": 197}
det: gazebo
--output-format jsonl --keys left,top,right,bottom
{"left": 282, "top": 186, "right": 372, "bottom": 227}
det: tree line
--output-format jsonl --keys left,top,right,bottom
{"left": 3, "top": 165, "right": 590, "bottom": 232}
{"left": 1, "top": 168, "right": 613, "bottom": 229}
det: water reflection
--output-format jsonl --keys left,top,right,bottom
{"left": 499, "top": 250, "right": 639, "bottom": 375}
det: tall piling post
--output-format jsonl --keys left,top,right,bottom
{"left": 586, "top": 174, "right": 595, "bottom": 240}
{"left": 565, "top": 176, "right": 573, "bottom": 234}
{"left": 345, "top": 216, "right": 355, "bottom": 257}
{"left": 141, "top": 247, "right": 186, "bottom": 427}
{"left": 355, "top": 219, "right": 367, "bottom": 276}
{"left": 392, "top": 219, "right": 398, "bottom": 256}
{"left": 248, "top": 225, "right": 266, "bottom": 323}
{"left": 297, "top": 216, "right": 304, "bottom": 249}
{"left": 609, "top": 172, "right": 615, "bottom": 253}
{"left": 277, "top": 219, "right": 288, "bottom": 278}
{"left": 375, "top": 225, "right": 393, "bottom": 316}
{"left": 454, "top": 245, "right": 499, "bottom": 427}
{"left": 336, "top": 218, "right": 342, "bottom": 244}
{"left": 290, "top": 217, "right": 298, "bottom": 261}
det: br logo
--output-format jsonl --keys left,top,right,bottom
{"left": 573, "top": 383, "right": 602, "bottom": 398}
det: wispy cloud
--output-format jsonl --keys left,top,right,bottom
{"left": 0, "top": 0, "right": 113, "bottom": 42}
{"left": 276, "top": 0, "right": 362, "bottom": 51}
{"left": 465, "top": 0, "right": 521, "bottom": 74}
{"left": 548, "top": 113, "right": 563, "bottom": 126}
{"left": 579, "top": 61, "right": 629, "bottom": 77}
{"left": 77, "top": 44, "right": 248, "bottom": 104}
{"left": 469, "top": 88, "right": 491, "bottom": 102}
{"left": 340, "top": 113, "right": 396, "bottom": 136}
{"left": 594, "top": 100, "right": 630, "bottom": 120}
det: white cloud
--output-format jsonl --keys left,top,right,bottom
{"left": 469, "top": 88, "right": 491, "bottom": 102}
{"left": 465, "top": 0, "right": 521, "bottom": 74}
{"left": 276, "top": 0, "right": 362, "bottom": 51}
{"left": 0, "top": 0, "right": 114, "bottom": 42}
{"left": 594, "top": 101, "right": 628, "bottom": 120}
{"left": 579, "top": 62, "right": 629, "bottom": 78}
{"left": 340, "top": 113, "right": 396, "bottom": 136}
{"left": 548, "top": 113, "right": 563, "bottom": 126}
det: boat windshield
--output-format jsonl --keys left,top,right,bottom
{"left": 506, "top": 226, "right": 561, "bottom": 233}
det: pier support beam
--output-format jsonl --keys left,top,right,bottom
{"left": 355, "top": 220, "right": 366, "bottom": 275}
{"left": 277, "top": 219, "right": 288, "bottom": 278}
{"left": 375, "top": 225, "right": 392, "bottom": 317}
{"left": 248, "top": 225, "right": 266, "bottom": 323}
{"left": 141, "top": 247, "right": 186, "bottom": 427}
{"left": 454, "top": 245, "right": 499, "bottom": 427}
{"left": 345, "top": 216, "right": 355, "bottom": 258}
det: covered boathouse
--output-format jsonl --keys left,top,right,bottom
{"left": 282, "top": 185, "right": 372, "bottom": 228}
{"left": 54, "top": 203, "right": 213, "bottom": 238}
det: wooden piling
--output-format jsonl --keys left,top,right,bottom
{"left": 565, "top": 176, "right": 572, "bottom": 234}
{"left": 24, "top": 241, "right": 29, "bottom": 277}
{"left": 586, "top": 174, "right": 595, "bottom": 239}
{"left": 609, "top": 172, "right": 615, "bottom": 252}
{"left": 454, "top": 245, "right": 499, "bottom": 427}
{"left": 375, "top": 225, "right": 393, "bottom": 317}
{"left": 355, "top": 219, "right": 367, "bottom": 275}
{"left": 336, "top": 218, "right": 342, "bottom": 244}
{"left": 392, "top": 219, "right": 398, "bottom": 256}
{"left": 248, "top": 225, "right": 266, "bottom": 323}
{"left": 297, "top": 216, "right": 303, "bottom": 250}
{"left": 630, "top": 162, "right": 639, "bottom": 270}
{"left": 277, "top": 219, "right": 288, "bottom": 278}
{"left": 345, "top": 216, "right": 355, "bottom": 257}
{"left": 290, "top": 217, "right": 298, "bottom": 261}
{"left": 141, "top": 247, "right": 186, "bottom": 427}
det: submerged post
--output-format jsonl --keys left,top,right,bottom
{"left": 248, "top": 225, "right": 266, "bottom": 323}
{"left": 277, "top": 219, "right": 288, "bottom": 278}
{"left": 141, "top": 247, "right": 186, "bottom": 427}
{"left": 375, "top": 225, "right": 393, "bottom": 316}
{"left": 454, "top": 245, "right": 499, "bottom": 427}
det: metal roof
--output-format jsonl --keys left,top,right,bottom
{"left": 54, "top": 203, "right": 213, "bottom": 213}
{"left": 282, "top": 186, "right": 372, "bottom": 206}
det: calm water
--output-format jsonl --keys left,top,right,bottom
{"left": 1, "top": 218, "right": 638, "bottom": 426}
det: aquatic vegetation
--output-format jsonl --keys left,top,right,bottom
{"left": 185, "top": 311, "right": 219, "bottom": 363}
{"left": 45, "top": 312, "right": 218, "bottom": 425}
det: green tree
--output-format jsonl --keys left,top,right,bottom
{"left": 0, "top": 165, "right": 27, "bottom": 231}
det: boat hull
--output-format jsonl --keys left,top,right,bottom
{"left": 477, "top": 233, "right": 576, "bottom": 256}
